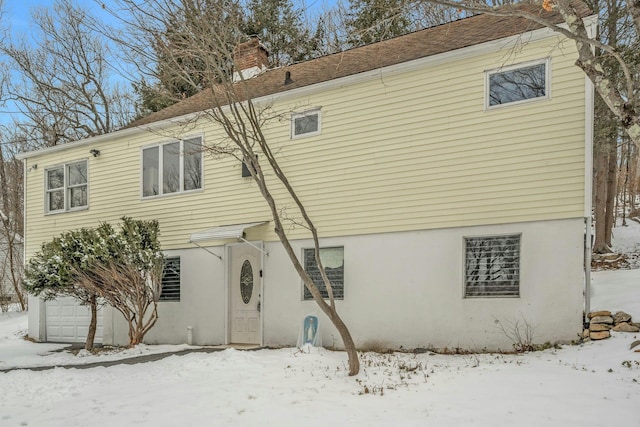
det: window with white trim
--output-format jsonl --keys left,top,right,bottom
{"left": 291, "top": 109, "right": 321, "bottom": 138}
{"left": 486, "top": 60, "right": 549, "bottom": 108}
{"left": 142, "top": 137, "right": 202, "bottom": 197}
{"left": 303, "top": 246, "right": 344, "bottom": 300}
{"left": 464, "top": 234, "right": 520, "bottom": 298}
{"left": 45, "top": 161, "right": 88, "bottom": 213}
{"left": 159, "top": 257, "right": 180, "bottom": 301}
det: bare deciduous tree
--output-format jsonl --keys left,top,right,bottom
{"left": 107, "top": 0, "right": 360, "bottom": 375}
{"left": 1, "top": 0, "right": 134, "bottom": 147}
{"left": 586, "top": 0, "right": 635, "bottom": 252}
{"left": 0, "top": 0, "right": 135, "bottom": 312}
{"left": 311, "top": 0, "right": 459, "bottom": 55}
{"left": 0, "top": 2, "right": 26, "bottom": 311}
{"left": 0, "top": 143, "right": 25, "bottom": 310}
{"left": 77, "top": 262, "right": 161, "bottom": 346}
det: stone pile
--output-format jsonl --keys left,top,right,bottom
{"left": 584, "top": 310, "right": 640, "bottom": 341}
{"left": 591, "top": 253, "right": 629, "bottom": 270}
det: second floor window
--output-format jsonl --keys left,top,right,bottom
{"left": 291, "top": 109, "right": 321, "bottom": 138}
{"left": 45, "top": 161, "right": 88, "bottom": 213}
{"left": 486, "top": 59, "right": 549, "bottom": 108}
{"left": 142, "top": 137, "right": 203, "bottom": 197}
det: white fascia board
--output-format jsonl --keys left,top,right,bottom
{"left": 17, "top": 20, "right": 589, "bottom": 161}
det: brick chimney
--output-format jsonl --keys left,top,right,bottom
{"left": 233, "top": 37, "right": 269, "bottom": 82}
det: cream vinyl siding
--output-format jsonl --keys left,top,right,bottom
{"left": 24, "top": 35, "right": 586, "bottom": 257}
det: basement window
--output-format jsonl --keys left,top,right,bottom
{"left": 291, "top": 109, "right": 321, "bottom": 138}
{"left": 160, "top": 257, "right": 181, "bottom": 302}
{"left": 242, "top": 154, "right": 258, "bottom": 178}
{"left": 464, "top": 234, "right": 520, "bottom": 298}
{"left": 486, "top": 59, "right": 549, "bottom": 108}
{"left": 303, "top": 247, "right": 344, "bottom": 300}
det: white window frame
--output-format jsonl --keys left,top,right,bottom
{"left": 302, "top": 246, "right": 344, "bottom": 300}
{"left": 291, "top": 108, "right": 321, "bottom": 139}
{"left": 463, "top": 233, "right": 521, "bottom": 298}
{"left": 44, "top": 160, "right": 89, "bottom": 214}
{"left": 141, "top": 136, "right": 203, "bottom": 198}
{"left": 485, "top": 58, "right": 550, "bottom": 110}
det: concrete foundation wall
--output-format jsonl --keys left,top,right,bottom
{"left": 32, "top": 218, "right": 584, "bottom": 352}
{"left": 261, "top": 218, "right": 584, "bottom": 351}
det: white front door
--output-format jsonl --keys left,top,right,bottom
{"left": 229, "top": 244, "right": 261, "bottom": 344}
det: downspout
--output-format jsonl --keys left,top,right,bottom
{"left": 583, "top": 87, "right": 594, "bottom": 320}
{"left": 22, "top": 160, "right": 26, "bottom": 286}
{"left": 584, "top": 217, "right": 592, "bottom": 318}
{"left": 259, "top": 241, "right": 265, "bottom": 347}
{"left": 582, "top": 16, "right": 597, "bottom": 321}
{"left": 24, "top": 160, "right": 44, "bottom": 341}
{"left": 22, "top": 159, "right": 27, "bottom": 290}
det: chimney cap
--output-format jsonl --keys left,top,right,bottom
{"left": 235, "top": 36, "right": 269, "bottom": 56}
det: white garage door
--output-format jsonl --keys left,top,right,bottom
{"left": 45, "top": 297, "right": 103, "bottom": 343}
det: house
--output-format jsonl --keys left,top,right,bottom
{"left": 19, "top": 9, "right": 595, "bottom": 351}
{"left": 0, "top": 234, "right": 23, "bottom": 309}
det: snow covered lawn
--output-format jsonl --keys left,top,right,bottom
{"left": 2, "top": 335, "right": 640, "bottom": 427}
{"left": 1, "top": 270, "right": 639, "bottom": 426}
{"left": 0, "top": 310, "right": 198, "bottom": 370}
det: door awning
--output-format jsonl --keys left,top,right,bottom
{"left": 189, "top": 221, "right": 268, "bottom": 243}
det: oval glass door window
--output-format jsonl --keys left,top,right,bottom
{"left": 240, "top": 260, "right": 253, "bottom": 304}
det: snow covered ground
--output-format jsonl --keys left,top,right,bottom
{"left": 0, "top": 310, "right": 199, "bottom": 370}
{"left": 1, "top": 224, "right": 639, "bottom": 426}
{"left": 590, "top": 220, "right": 640, "bottom": 316}
{"left": 1, "top": 310, "right": 639, "bottom": 426}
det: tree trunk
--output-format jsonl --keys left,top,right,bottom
{"left": 324, "top": 305, "right": 359, "bottom": 375}
{"left": 593, "top": 142, "right": 609, "bottom": 253}
{"left": 0, "top": 150, "right": 26, "bottom": 310}
{"left": 129, "top": 323, "right": 144, "bottom": 346}
{"left": 604, "top": 137, "right": 617, "bottom": 247}
{"left": 631, "top": 144, "right": 639, "bottom": 213}
{"left": 205, "top": 97, "right": 361, "bottom": 375}
{"left": 246, "top": 145, "right": 360, "bottom": 375}
{"left": 85, "top": 294, "right": 98, "bottom": 351}
{"left": 6, "top": 235, "right": 26, "bottom": 310}
{"left": 267, "top": 192, "right": 361, "bottom": 376}
{"left": 622, "top": 141, "right": 630, "bottom": 226}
